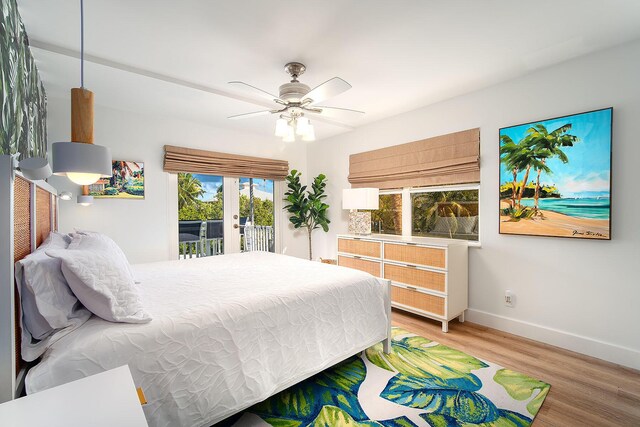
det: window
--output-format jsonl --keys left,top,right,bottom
{"left": 178, "top": 173, "right": 224, "bottom": 257}
{"left": 411, "top": 187, "right": 479, "bottom": 241}
{"left": 371, "top": 193, "right": 402, "bottom": 235}
{"left": 239, "top": 177, "right": 275, "bottom": 252}
{"left": 370, "top": 185, "right": 480, "bottom": 242}
{"left": 177, "top": 174, "right": 277, "bottom": 259}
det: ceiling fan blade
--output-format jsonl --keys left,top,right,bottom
{"left": 302, "top": 77, "right": 352, "bottom": 105}
{"left": 228, "top": 81, "right": 281, "bottom": 104}
{"left": 313, "top": 106, "right": 365, "bottom": 115}
{"left": 227, "top": 110, "right": 273, "bottom": 120}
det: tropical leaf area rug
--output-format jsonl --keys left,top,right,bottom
{"left": 219, "top": 328, "right": 550, "bottom": 427}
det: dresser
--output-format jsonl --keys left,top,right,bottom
{"left": 337, "top": 234, "right": 468, "bottom": 332}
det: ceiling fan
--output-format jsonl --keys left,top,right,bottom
{"left": 228, "top": 62, "right": 364, "bottom": 142}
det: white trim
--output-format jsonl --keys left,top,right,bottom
{"left": 408, "top": 183, "right": 480, "bottom": 193}
{"left": 167, "top": 173, "right": 179, "bottom": 260}
{"left": 0, "top": 156, "right": 16, "bottom": 403}
{"left": 29, "top": 184, "right": 36, "bottom": 252}
{"left": 401, "top": 187, "right": 411, "bottom": 237}
{"left": 223, "top": 177, "right": 240, "bottom": 254}
{"left": 274, "top": 180, "right": 284, "bottom": 254}
{"left": 379, "top": 188, "right": 402, "bottom": 195}
{"left": 466, "top": 308, "right": 640, "bottom": 370}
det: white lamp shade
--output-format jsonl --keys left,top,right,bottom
{"left": 18, "top": 157, "right": 52, "bottom": 180}
{"left": 274, "top": 118, "right": 288, "bottom": 137}
{"left": 302, "top": 124, "right": 316, "bottom": 141}
{"left": 342, "top": 188, "right": 379, "bottom": 210}
{"left": 51, "top": 142, "right": 112, "bottom": 185}
{"left": 295, "top": 117, "right": 310, "bottom": 135}
{"left": 283, "top": 125, "right": 296, "bottom": 142}
{"left": 77, "top": 194, "right": 94, "bottom": 206}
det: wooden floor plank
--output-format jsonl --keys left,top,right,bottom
{"left": 390, "top": 309, "right": 640, "bottom": 427}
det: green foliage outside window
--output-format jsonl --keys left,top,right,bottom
{"left": 177, "top": 173, "right": 274, "bottom": 225}
{"left": 371, "top": 194, "right": 402, "bottom": 235}
{"left": 412, "top": 190, "right": 479, "bottom": 241}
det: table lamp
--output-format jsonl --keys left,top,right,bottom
{"left": 342, "top": 188, "right": 379, "bottom": 235}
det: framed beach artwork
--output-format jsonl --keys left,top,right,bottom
{"left": 89, "top": 161, "right": 145, "bottom": 199}
{"left": 499, "top": 108, "right": 612, "bottom": 240}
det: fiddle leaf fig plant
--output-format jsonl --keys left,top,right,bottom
{"left": 284, "top": 170, "right": 330, "bottom": 260}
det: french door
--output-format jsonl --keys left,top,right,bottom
{"left": 177, "top": 174, "right": 276, "bottom": 259}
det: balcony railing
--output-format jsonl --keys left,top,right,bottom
{"left": 241, "top": 225, "right": 275, "bottom": 252}
{"left": 178, "top": 220, "right": 274, "bottom": 259}
{"left": 179, "top": 238, "right": 224, "bottom": 259}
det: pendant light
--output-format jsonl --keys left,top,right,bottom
{"left": 51, "top": 0, "right": 111, "bottom": 190}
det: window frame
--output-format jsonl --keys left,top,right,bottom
{"left": 371, "top": 189, "right": 403, "bottom": 236}
{"left": 374, "top": 184, "right": 481, "bottom": 246}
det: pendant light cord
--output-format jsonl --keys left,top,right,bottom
{"left": 80, "top": 0, "right": 84, "bottom": 88}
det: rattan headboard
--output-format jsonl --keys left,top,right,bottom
{"left": 0, "top": 156, "right": 58, "bottom": 403}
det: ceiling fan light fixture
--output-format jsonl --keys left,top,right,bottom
{"left": 283, "top": 125, "right": 296, "bottom": 143}
{"left": 230, "top": 62, "right": 364, "bottom": 143}
{"left": 302, "top": 124, "right": 316, "bottom": 142}
{"left": 295, "top": 116, "right": 310, "bottom": 135}
{"left": 274, "top": 118, "right": 289, "bottom": 137}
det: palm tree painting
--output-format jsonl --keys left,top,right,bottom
{"left": 89, "top": 161, "right": 144, "bottom": 199}
{"left": 499, "top": 108, "right": 612, "bottom": 239}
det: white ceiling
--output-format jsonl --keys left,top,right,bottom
{"left": 18, "top": 0, "right": 640, "bottom": 141}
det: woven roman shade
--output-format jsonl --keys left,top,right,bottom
{"left": 164, "top": 145, "right": 289, "bottom": 180}
{"left": 348, "top": 128, "right": 480, "bottom": 189}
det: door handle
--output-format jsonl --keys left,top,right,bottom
{"left": 233, "top": 224, "right": 239, "bottom": 229}
{"left": 233, "top": 215, "right": 238, "bottom": 220}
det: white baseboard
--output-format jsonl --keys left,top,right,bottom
{"left": 465, "top": 308, "right": 640, "bottom": 371}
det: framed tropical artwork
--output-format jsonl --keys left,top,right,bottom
{"left": 499, "top": 108, "right": 612, "bottom": 240}
{"left": 89, "top": 161, "right": 145, "bottom": 199}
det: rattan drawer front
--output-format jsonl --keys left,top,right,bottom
{"left": 384, "top": 243, "right": 446, "bottom": 269}
{"left": 338, "top": 255, "right": 381, "bottom": 276}
{"left": 391, "top": 286, "right": 445, "bottom": 316}
{"left": 384, "top": 263, "right": 446, "bottom": 293}
{"left": 338, "top": 238, "right": 381, "bottom": 258}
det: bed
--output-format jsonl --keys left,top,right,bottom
{"left": 0, "top": 155, "right": 392, "bottom": 427}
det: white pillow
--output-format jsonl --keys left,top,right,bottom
{"left": 15, "top": 232, "right": 91, "bottom": 341}
{"left": 47, "top": 234, "right": 151, "bottom": 324}
{"left": 71, "top": 230, "right": 135, "bottom": 278}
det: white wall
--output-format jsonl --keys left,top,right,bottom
{"left": 307, "top": 40, "right": 640, "bottom": 369}
{"left": 47, "top": 97, "right": 310, "bottom": 263}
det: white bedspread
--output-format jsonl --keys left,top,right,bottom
{"left": 26, "top": 252, "right": 389, "bottom": 427}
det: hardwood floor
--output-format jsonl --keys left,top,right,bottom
{"left": 391, "top": 309, "right": 640, "bottom": 427}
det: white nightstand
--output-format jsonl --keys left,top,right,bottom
{"left": 0, "top": 365, "right": 149, "bottom": 427}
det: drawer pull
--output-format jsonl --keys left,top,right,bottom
{"left": 405, "top": 242, "right": 418, "bottom": 246}
{"left": 353, "top": 237, "right": 361, "bottom": 240}
{"left": 353, "top": 255, "right": 362, "bottom": 259}
{"left": 405, "top": 264, "right": 418, "bottom": 269}
{"left": 406, "top": 286, "right": 418, "bottom": 291}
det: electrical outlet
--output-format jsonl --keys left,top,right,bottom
{"left": 504, "top": 290, "right": 514, "bottom": 307}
